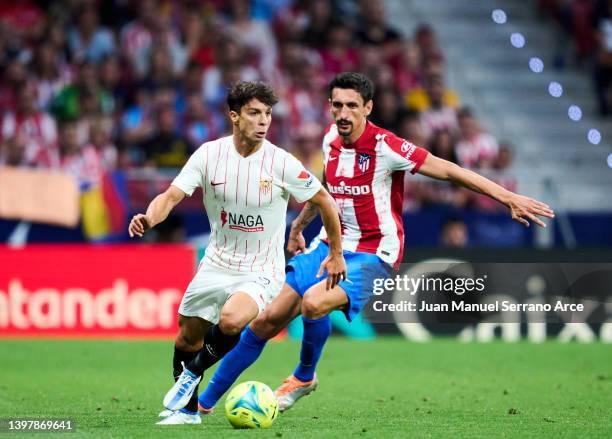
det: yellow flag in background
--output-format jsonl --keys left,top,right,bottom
{"left": 80, "top": 187, "right": 111, "bottom": 240}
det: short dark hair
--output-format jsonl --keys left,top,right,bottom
{"left": 226, "top": 81, "right": 278, "bottom": 113}
{"left": 329, "top": 72, "right": 375, "bottom": 104}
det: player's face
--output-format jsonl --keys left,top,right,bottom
{"left": 330, "top": 88, "right": 373, "bottom": 140}
{"left": 231, "top": 98, "right": 272, "bottom": 144}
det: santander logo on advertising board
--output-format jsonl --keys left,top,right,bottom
{"left": 0, "top": 245, "right": 195, "bottom": 337}
{"left": 0, "top": 279, "right": 181, "bottom": 330}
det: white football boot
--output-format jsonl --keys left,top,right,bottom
{"left": 155, "top": 409, "right": 201, "bottom": 425}
{"left": 163, "top": 368, "right": 202, "bottom": 410}
{"left": 158, "top": 409, "right": 175, "bottom": 418}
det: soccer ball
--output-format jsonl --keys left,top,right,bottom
{"left": 225, "top": 381, "right": 279, "bottom": 429}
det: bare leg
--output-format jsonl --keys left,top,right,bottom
{"left": 251, "top": 283, "right": 303, "bottom": 339}
{"left": 301, "top": 280, "right": 349, "bottom": 320}
{"left": 197, "top": 283, "right": 303, "bottom": 410}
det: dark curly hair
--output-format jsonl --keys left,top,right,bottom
{"left": 328, "top": 72, "right": 375, "bottom": 104}
{"left": 227, "top": 81, "right": 279, "bottom": 113}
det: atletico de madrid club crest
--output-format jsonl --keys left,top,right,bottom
{"left": 358, "top": 153, "right": 371, "bottom": 173}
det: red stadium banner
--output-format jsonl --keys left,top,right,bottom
{"left": 0, "top": 245, "right": 195, "bottom": 338}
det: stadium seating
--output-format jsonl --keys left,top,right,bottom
{"left": 385, "top": 0, "right": 612, "bottom": 212}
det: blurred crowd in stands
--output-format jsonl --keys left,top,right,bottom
{"left": 0, "top": 0, "right": 518, "bottom": 226}
{"left": 538, "top": 0, "right": 612, "bottom": 116}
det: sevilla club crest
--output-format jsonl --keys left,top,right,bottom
{"left": 259, "top": 179, "right": 272, "bottom": 195}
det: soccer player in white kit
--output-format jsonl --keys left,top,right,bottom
{"left": 128, "top": 81, "right": 346, "bottom": 425}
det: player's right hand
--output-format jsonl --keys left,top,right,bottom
{"left": 317, "top": 253, "right": 347, "bottom": 290}
{"left": 128, "top": 214, "right": 151, "bottom": 238}
{"left": 287, "top": 229, "right": 306, "bottom": 255}
{"left": 507, "top": 194, "right": 555, "bottom": 228}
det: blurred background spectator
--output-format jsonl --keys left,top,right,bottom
{"left": 440, "top": 217, "right": 469, "bottom": 248}
{"left": 3, "top": 0, "right": 604, "bottom": 247}
{"left": 538, "top": 0, "right": 612, "bottom": 116}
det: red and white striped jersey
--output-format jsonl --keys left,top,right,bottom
{"left": 1, "top": 111, "right": 57, "bottom": 167}
{"left": 172, "top": 135, "right": 321, "bottom": 279}
{"left": 318, "top": 121, "right": 428, "bottom": 269}
{"left": 455, "top": 132, "right": 499, "bottom": 168}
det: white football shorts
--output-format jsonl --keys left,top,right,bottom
{"left": 178, "top": 262, "right": 284, "bottom": 324}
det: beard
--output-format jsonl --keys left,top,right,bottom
{"left": 336, "top": 120, "right": 353, "bottom": 134}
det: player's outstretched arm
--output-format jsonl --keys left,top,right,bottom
{"left": 307, "top": 187, "right": 347, "bottom": 290}
{"left": 128, "top": 185, "right": 186, "bottom": 237}
{"left": 417, "top": 154, "right": 555, "bottom": 227}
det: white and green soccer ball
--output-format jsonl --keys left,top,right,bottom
{"left": 225, "top": 381, "right": 279, "bottom": 429}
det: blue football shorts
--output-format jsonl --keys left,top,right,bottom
{"left": 285, "top": 239, "right": 391, "bottom": 321}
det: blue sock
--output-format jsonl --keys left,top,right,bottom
{"left": 293, "top": 315, "right": 331, "bottom": 382}
{"left": 198, "top": 326, "right": 267, "bottom": 409}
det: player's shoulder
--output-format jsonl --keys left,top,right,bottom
{"left": 368, "top": 122, "right": 401, "bottom": 144}
{"left": 192, "top": 135, "right": 230, "bottom": 155}
{"left": 202, "top": 135, "right": 231, "bottom": 150}
{"left": 371, "top": 123, "right": 427, "bottom": 166}
{"left": 273, "top": 145, "right": 303, "bottom": 168}
{"left": 263, "top": 138, "right": 281, "bottom": 151}
{"left": 261, "top": 140, "right": 302, "bottom": 174}
{"left": 263, "top": 138, "right": 293, "bottom": 160}
{"left": 373, "top": 124, "right": 412, "bottom": 153}
{"left": 360, "top": 122, "right": 406, "bottom": 156}
{"left": 266, "top": 143, "right": 314, "bottom": 182}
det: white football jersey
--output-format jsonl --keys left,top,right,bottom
{"left": 172, "top": 135, "right": 321, "bottom": 278}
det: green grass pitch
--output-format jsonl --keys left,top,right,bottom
{"left": 0, "top": 338, "right": 610, "bottom": 438}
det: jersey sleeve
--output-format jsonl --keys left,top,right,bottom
{"left": 381, "top": 132, "right": 429, "bottom": 174}
{"left": 171, "top": 145, "right": 206, "bottom": 196}
{"left": 283, "top": 154, "right": 322, "bottom": 203}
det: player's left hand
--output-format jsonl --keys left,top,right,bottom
{"left": 287, "top": 229, "right": 306, "bottom": 255}
{"left": 317, "top": 253, "right": 347, "bottom": 290}
{"left": 507, "top": 194, "right": 555, "bottom": 227}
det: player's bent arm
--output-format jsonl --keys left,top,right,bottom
{"left": 291, "top": 202, "right": 318, "bottom": 233}
{"left": 417, "top": 153, "right": 555, "bottom": 227}
{"left": 286, "top": 202, "right": 317, "bottom": 255}
{"left": 128, "top": 185, "right": 186, "bottom": 238}
{"left": 306, "top": 187, "right": 347, "bottom": 289}
{"left": 288, "top": 174, "right": 327, "bottom": 254}
{"left": 307, "top": 188, "right": 342, "bottom": 255}
{"left": 290, "top": 172, "right": 327, "bottom": 233}
{"left": 145, "top": 185, "right": 187, "bottom": 227}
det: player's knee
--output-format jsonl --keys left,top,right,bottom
{"left": 218, "top": 311, "right": 248, "bottom": 336}
{"left": 251, "top": 311, "right": 282, "bottom": 339}
{"left": 301, "top": 295, "right": 325, "bottom": 320}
